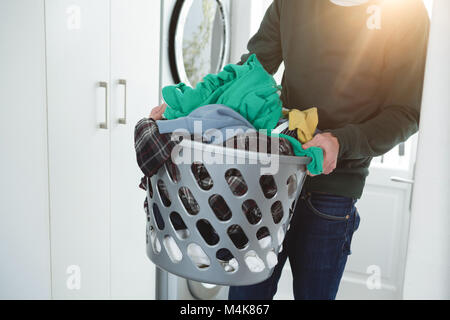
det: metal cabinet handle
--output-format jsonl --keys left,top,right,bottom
{"left": 99, "top": 81, "right": 108, "bottom": 129}
{"left": 390, "top": 176, "right": 415, "bottom": 185}
{"left": 118, "top": 79, "right": 127, "bottom": 124}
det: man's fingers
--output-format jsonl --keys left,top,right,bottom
{"left": 155, "top": 103, "right": 166, "bottom": 111}
{"left": 150, "top": 103, "right": 167, "bottom": 119}
{"left": 158, "top": 103, "right": 167, "bottom": 112}
{"left": 302, "top": 141, "right": 316, "bottom": 149}
{"left": 302, "top": 133, "right": 339, "bottom": 176}
{"left": 306, "top": 170, "right": 317, "bottom": 177}
{"left": 322, "top": 160, "right": 337, "bottom": 175}
{"left": 302, "top": 136, "right": 320, "bottom": 149}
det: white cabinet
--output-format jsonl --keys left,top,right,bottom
{"left": 46, "top": 0, "right": 160, "bottom": 299}
{"left": 0, "top": 0, "right": 51, "bottom": 300}
{"left": 0, "top": 0, "right": 160, "bottom": 299}
{"left": 109, "top": 0, "right": 159, "bottom": 299}
{"left": 46, "top": 0, "right": 112, "bottom": 299}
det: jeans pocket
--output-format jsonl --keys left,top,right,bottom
{"left": 304, "top": 193, "right": 351, "bottom": 222}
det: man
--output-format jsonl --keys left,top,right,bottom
{"left": 228, "top": 0, "right": 429, "bottom": 300}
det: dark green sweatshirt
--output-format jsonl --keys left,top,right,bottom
{"left": 239, "top": 0, "right": 430, "bottom": 199}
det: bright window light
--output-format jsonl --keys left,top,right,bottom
{"left": 423, "top": 0, "right": 434, "bottom": 17}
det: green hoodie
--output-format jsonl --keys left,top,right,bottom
{"left": 240, "top": 0, "right": 429, "bottom": 198}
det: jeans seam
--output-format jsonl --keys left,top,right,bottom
{"left": 344, "top": 207, "right": 358, "bottom": 255}
{"left": 342, "top": 212, "right": 351, "bottom": 255}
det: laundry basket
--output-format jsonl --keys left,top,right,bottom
{"left": 145, "top": 139, "right": 310, "bottom": 286}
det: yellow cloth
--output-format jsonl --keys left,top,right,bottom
{"left": 288, "top": 107, "right": 318, "bottom": 143}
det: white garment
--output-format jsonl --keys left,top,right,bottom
{"left": 164, "top": 236, "right": 183, "bottom": 262}
{"left": 266, "top": 251, "right": 278, "bottom": 269}
{"left": 176, "top": 229, "right": 190, "bottom": 239}
{"left": 245, "top": 251, "right": 266, "bottom": 273}
{"left": 225, "top": 258, "right": 239, "bottom": 273}
{"left": 258, "top": 235, "right": 272, "bottom": 249}
{"left": 150, "top": 230, "right": 161, "bottom": 254}
{"left": 187, "top": 243, "right": 210, "bottom": 268}
{"left": 330, "top": 0, "right": 369, "bottom": 6}
{"left": 277, "top": 228, "right": 285, "bottom": 246}
{"left": 165, "top": 234, "right": 278, "bottom": 273}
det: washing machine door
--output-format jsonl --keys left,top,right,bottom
{"left": 168, "top": 0, "right": 231, "bottom": 87}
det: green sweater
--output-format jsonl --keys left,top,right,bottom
{"left": 162, "top": 54, "right": 283, "bottom": 131}
{"left": 240, "top": 0, "right": 430, "bottom": 198}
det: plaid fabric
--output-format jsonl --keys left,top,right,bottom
{"left": 260, "top": 175, "right": 277, "bottom": 199}
{"left": 280, "top": 127, "right": 299, "bottom": 140}
{"left": 166, "top": 158, "right": 181, "bottom": 183}
{"left": 226, "top": 131, "right": 294, "bottom": 156}
{"left": 191, "top": 163, "right": 213, "bottom": 190}
{"left": 225, "top": 169, "right": 248, "bottom": 196}
{"left": 271, "top": 201, "right": 284, "bottom": 224}
{"left": 169, "top": 211, "right": 188, "bottom": 231}
{"left": 242, "top": 199, "right": 262, "bottom": 225}
{"left": 179, "top": 186, "right": 200, "bottom": 215}
{"left": 144, "top": 197, "right": 149, "bottom": 222}
{"left": 156, "top": 179, "right": 171, "bottom": 207}
{"left": 135, "top": 119, "right": 295, "bottom": 181}
{"left": 209, "top": 194, "right": 232, "bottom": 221}
{"left": 227, "top": 225, "right": 249, "bottom": 250}
{"left": 134, "top": 118, "right": 179, "bottom": 178}
{"left": 277, "top": 119, "right": 300, "bottom": 141}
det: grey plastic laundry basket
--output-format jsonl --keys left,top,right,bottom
{"left": 145, "top": 139, "right": 310, "bottom": 286}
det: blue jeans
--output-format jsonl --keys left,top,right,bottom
{"left": 228, "top": 191, "right": 360, "bottom": 300}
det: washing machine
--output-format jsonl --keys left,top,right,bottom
{"left": 157, "top": 0, "right": 231, "bottom": 300}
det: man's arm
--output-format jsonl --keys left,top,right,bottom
{"left": 330, "top": 1, "right": 430, "bottom": 160}
{"left": 238, "top": 0, "right": 283, "bottom": 75}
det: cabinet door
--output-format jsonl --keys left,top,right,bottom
{"left": 46, "top": 0, "right": 111, "bottom": 299}
{"left": 110, "top": 0, "right": 160, "bottom": 299}
{"left": 0, "top": 0, "right": 51, "bottom": 299}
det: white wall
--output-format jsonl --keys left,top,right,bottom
{"left": 230, "top": 0, "right": 284, "bottom": 83}
{"left": 229, "top": 0, "right": 252, "bottom": 64}
{"left": 423, "top": 0, "right": 434, "bottom": 15}
{"left": 230, "top": 0, "right": 272, "bottom": 63}
{"left": 403, "top": 0, "right": 450, "bottom": 300}
{"left": 0, "top": 0, "right": 52, "bottom": 299}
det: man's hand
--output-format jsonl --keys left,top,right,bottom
{"left": 302, "top": 133, "right": 340, "bottom": 176}
{"left": 149, "top": 103, "right": 167, "bottom": 120}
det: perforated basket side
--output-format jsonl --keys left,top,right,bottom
{"left": 145, "top": 143, "right": 310, "bottom": 286}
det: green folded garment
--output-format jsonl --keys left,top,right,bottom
{"left": 162, "top": 54, "right": 282, "bottom": 131}
{"left": 269, "top": 132, "right": 324, "bottom": 175}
